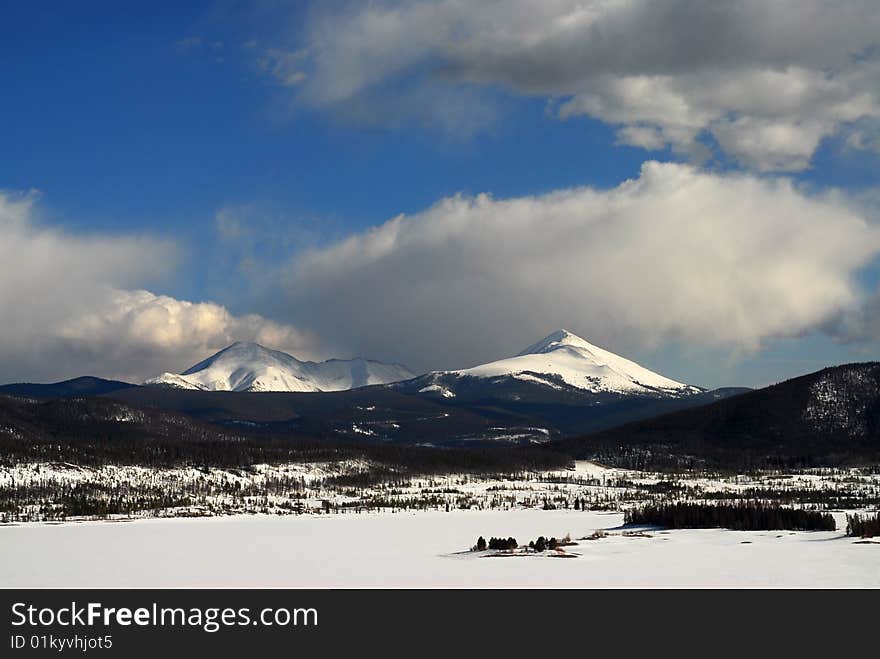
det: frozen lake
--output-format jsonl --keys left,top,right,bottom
{"left": 1, "top": 509, "right": 877, "bottom": 588}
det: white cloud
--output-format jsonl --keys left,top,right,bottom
{"left": 559, "top": 66, "right": 880, "bottom": 170}
{"left": 285, "top": 162, "right": 880, "bottom": 371}
{"left": 287, "top": 0, "right": 880, "bottom": 170}
{"left": 0, "top": 192, "right": 317, "bottom": 383}
{"left": 55, "top": 289, "right": 321, "bottom": 382}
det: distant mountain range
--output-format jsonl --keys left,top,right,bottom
{"left": 0, "top": 331, "right": 747, "bottom": 444}
{"left": 142, "top": 330, "right": 703, "bottom": 398}
{"left": 145, "top": 341, "right": 415, "bottom": 392}
{"left": 2, "top": 330, "right": 702, "bottom": 399}
{"left": 4, "top": 335, "right": 880, "bottom": 466}
{"left": 3, "top": 361, "right": 879, "bottom": 469}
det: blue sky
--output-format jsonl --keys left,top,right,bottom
{"left": 1, "top": 1, "right": 879, "bottom": 387}
{"left": 2, "top": 2, "right": 652, "bottom": 239}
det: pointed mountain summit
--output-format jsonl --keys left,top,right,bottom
{"left": 396, "top": 329, "right": 700, "bottom": 400}
{"left": 517, "top": 328, "right": 607, "bottom": 355}
{"left": 145, "top": 341, "right": 415, "bottom": 393}
{"left": 452, "top": 329, "right": 699, "bottom": 395}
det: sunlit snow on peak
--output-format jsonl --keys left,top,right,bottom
{"left": 453, "top": 330, "right": 699, "bottom": 396}
{"left": 146, "top": 342, "right": 414, "bottom": 393}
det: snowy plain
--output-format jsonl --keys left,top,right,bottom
{"left": 1, "top": 508, "right": 877, "bottom": 588}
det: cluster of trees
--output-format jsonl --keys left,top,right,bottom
{"left": 474, "top": 535, "right": 571, "bottom": 552}
{"left": 474, "top": 536, "right": 519, "bottom": 551}
{"left": 846, "top": 513, "right": 879, "bottom": 538}
{"left": 624, "top": 502, "right": 836, "bottom": 531}
{"left": 527, "top": 535, "right": 572, "bottom": 551}
{"left": 530, "top": 536, "right": 551, "bottom": 552}
{"left": 58, "top": 492, "right": 192, "bottom": 518}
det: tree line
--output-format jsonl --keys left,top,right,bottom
{"left": 846, "top": 512, "right": 879, "bottom": 538}
{"left": 624, "top": 501, "right": 836, "bottom": 531}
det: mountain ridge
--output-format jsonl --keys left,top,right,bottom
{"left": 554, "top": 361, "right": 880, "bottom": 468}
{"left": 146, "top": 341, "right": 415, "bottom": 393}
{"left": 0, "top": 376, "right": 137, "bottom": 398}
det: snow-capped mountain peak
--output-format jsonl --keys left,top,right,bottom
{"left": 441, "top": 329, "right": 700, "bottom": 396}
{"left": 517, "top": 328, "right": 602, "bottom": 356}
{"left": 146, "top": 342, "right": 415, "bottom": 393}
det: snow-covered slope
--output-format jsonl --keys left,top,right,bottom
{"left": 416, "top": 330, "right": 700, "bottom": 397}
{"left": 460, "top": 329, "right": 698, "bottom": 395}
{"left": 145, "top": 342, "right": 414, "bottom": 393}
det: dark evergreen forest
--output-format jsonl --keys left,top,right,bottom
{"left": 624, "top": 502, "right": 836, "bottom": 531}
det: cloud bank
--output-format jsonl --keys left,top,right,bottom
{"left": 0, "top": 192, "right": 317, "bottom": 383}
{"left": 287, "top": 0, "right": 880, "bottom": 170}
{"left": 4, "top": 167, "right": 880, "bottom": 383}
{"left": 286, "top": 162, "right": 880, "bottom": 371}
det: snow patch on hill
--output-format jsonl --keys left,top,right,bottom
{"left": 418, "top": 384, "right": 456, "bottom": 398}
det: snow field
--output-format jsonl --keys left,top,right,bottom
{"left": 0, "top": 508, "right": 876, "bottom": 588}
